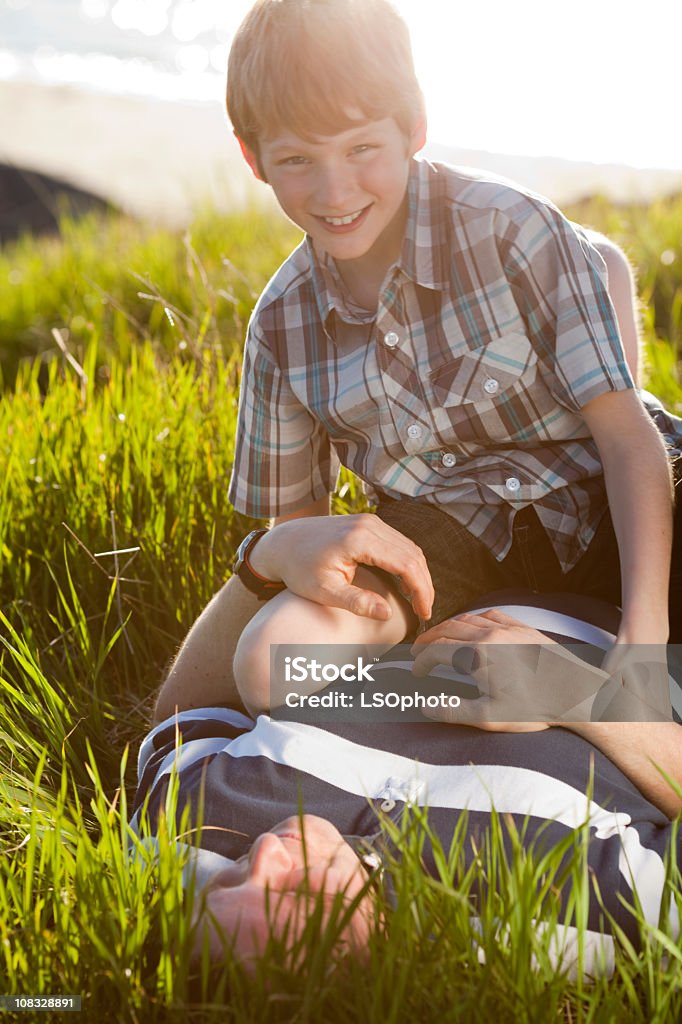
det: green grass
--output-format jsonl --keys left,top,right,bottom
{"left": 569, "top": 192, "right": 682, "bottom": 360}
{"left": 0, "top": 197, "right": 681, "bottom": 1022}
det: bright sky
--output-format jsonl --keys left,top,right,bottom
{"left": 3, "top": 0, "right": 681, "bottom": 170}
{"left": 207, "top": 0, "right": 682, "bottom": 169}
{"left": 398, "top": 0, "right": 681, "bottom": 169}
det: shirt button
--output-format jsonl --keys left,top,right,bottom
{"left": 380, "top": 798, "right": 396, "bottom": 812}
{"left": 407, "top": 423, "right": 422, "bottom": 440}
{"left": 505, "top": 477, "right": 521, "bottom": 493}
{"left": 483, "top": 377, "right": 499, "bottom": 395}
{"left": 362, "top": 852, "right": 382, "bottom": 872}
{"left": 384, "top": 331, "right": 400, "bottom": 348}
{"left": 441, "top": 452, "right": 457, "bottom": 468}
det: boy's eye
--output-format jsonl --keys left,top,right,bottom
{"left": 278, "top": 155, "right": 309, "bottom": 166}
{"left": 351, "top": 144, "right": 375, "bottom": 155}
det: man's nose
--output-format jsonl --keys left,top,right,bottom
{"left": 247, "top": 832, "right": 295, "bottom": 884}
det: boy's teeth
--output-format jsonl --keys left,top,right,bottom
{"left": 323, "top": 210, "right": 363, "bottom": 225}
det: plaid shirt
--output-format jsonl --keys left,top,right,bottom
{"left": 228, "top": 159, "right": 634, "bottom": 570}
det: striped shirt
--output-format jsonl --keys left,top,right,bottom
{"left": 228, "top": 158, "right": 634, "bottom": 571}
{"left": 131, "top": 602, "right": 680, "bottom": 971}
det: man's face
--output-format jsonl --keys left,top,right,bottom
{"left": 191, "top": 815, "right": 377, "bottom": 968}
{"left": 255, "top": 116, "right": 425, "bottom": 281}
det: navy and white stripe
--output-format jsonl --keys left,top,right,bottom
{"left": 131, "top": 603, "right": 680, "bottom": 968}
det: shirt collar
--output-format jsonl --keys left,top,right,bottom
{"left": 399, "top": 157, "right": 450, "bottom": 292}
{"left": 342, "top": 832, "right": 397, "bottom": 908}
{"left": 307, "top": 244, "right": 374, "bottom": 325}
{"left": 305, "top": 157, "right": 450, "bottom": 328}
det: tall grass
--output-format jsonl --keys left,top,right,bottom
{"left": 569, "top": 192, "right": 682, "bottom": 360}
{"left": 1, "top": 198, "right": 681, "bottom": 1021}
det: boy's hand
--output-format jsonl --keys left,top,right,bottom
{"left": 249, "top": 514, "right": 434, "bottom": 621}
{"left": 597, "top": 642, "right": 673, "bottom": 722}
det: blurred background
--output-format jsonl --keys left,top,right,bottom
{"left": 2, "top": 0, "right": 682, "bottom": 230}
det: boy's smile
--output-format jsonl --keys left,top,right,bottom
{"left": 314, "top": 204, "right": 372, "bottom": 233}
{"left": 253, "top": 116, "right": 425, "bottom": 299}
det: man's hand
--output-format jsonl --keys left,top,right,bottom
{"left": 411, "top": 609, "right": 674, "bottom": 729}
{"left": 250, "top": 514, "right": 434, "bottom": 622}
{"left": 410, "top": 609, "right": 610, "bottom": 731}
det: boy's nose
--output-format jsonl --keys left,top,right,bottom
{"left": 315, "top": 165, "right": 356, "bottom": 211}
{"left": 247, "top": 831, "right": 295, "bottom": 884}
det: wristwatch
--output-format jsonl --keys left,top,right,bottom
{"left": 232, "top": 529, "right": 286, "bottom": 600}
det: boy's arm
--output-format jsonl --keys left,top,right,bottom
{"left": 228, "top": 318, "right": 340, "bottom": 521}
{"left": 580, "top": 387, "right": 673, "bottom": 645}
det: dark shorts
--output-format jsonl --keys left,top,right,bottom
{"left": 375, "top": 488, "right": 682, "bottom": 644}
{"left": 376, "top": 497, "right": 618, "bottom": 627}
{"left": 370, "top": 393, "right": 682, "bottom": 640}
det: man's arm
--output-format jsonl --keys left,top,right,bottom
{"left": 153, "top": 513, "right": 434, "bottom": 725}
{"left": 559, "top": 720, "right": 682, "bottom": 818}
{"left": 580, "top": 388, "right": 673, "bottom": 645}
{"left": 153, "top": 574, "right": 260, "bottom": 725}
{"left": 153, "top": 498, "right": 329, "bottom": 724}
{"left": 272, "top": 495, "right": 330, "bottom": 526}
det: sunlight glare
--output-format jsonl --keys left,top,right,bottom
{"left": 396, "top": 0, "right": 682, "bottom": 168}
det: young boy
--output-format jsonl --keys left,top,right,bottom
{"left": 225, "top": 0, "right": 674, "bottom": 715}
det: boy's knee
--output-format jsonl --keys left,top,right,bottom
{"left": 585, "top": 231, "right": 641, "bottom": 381}
{"left": 233, "top": 621, "right": 272, "bottom": 715}
{"left": 588, "top": 233, "right": 636, "bottom": 289}
{"left": 233, "top": 617, "right": 270, "bottom": 684}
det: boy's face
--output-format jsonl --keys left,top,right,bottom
{"left": 249, "top": 116, "right": 425, "bottom": 276}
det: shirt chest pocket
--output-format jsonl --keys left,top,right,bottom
{"left": 428, "top": 332, "right": 540, "bottom": 444}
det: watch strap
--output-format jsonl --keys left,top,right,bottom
{"left": 233, "top": 529, "right": 286, "bottom": 600}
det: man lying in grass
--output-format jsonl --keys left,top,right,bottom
{"left": 138, "top": 518, "right": 682, "bottom": 977}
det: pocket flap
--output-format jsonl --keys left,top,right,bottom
{"left": 430, "top": 333, "right": 536, "bottom": 403}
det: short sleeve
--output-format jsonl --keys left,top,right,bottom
{"left": 130, "top": 707, "right": 254, "bottom": 827}
{"left": 227, "top": 316, "right": 340, "bottom": 517}
{"left": 502, "top": 203, "right": 635, "bottom": 411}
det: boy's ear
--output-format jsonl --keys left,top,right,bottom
{"left": 235, "top": 134, "right": 267, "bottom": 182}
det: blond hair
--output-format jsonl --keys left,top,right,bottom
{"left": 227, "top": 0, "right": 423, "bottom": 171}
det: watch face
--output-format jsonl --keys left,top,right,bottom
{"left": 233, "top": 530, "right": 284, "bottom": 599}
{"left": 234, "top": 530, "right": 262, "bottom": 570}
